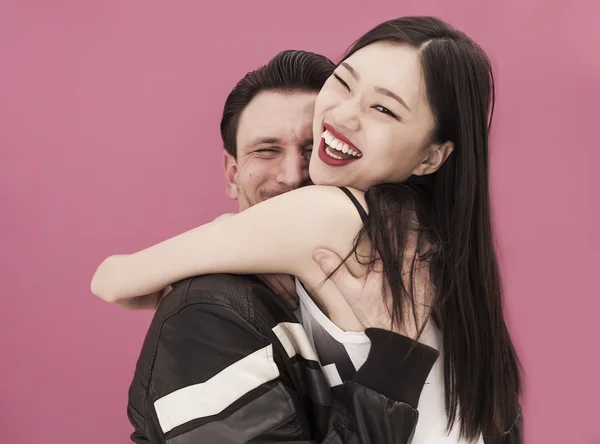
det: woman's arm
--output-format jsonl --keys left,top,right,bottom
{"left": 91, "top": 186, "right": 365, "bottom": 304}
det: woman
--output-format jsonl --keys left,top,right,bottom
{"left": 92, "top": 16, "right": 522, "bottom": 443}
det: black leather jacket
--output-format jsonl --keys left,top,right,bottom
{"left": 126, "top": 274, "right": 522, "bottom": 443}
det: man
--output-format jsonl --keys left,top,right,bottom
{"left": 126, "top": 50, "right": 439, "bottom": 444}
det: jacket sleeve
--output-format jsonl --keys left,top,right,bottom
{"left": 138, "top": 297, "right": 439, "bottom": 444}
{"left": 329, "top": 332, "right": 524, "bottom": 444}
{"left": 324, "top": 329, "right": 438, "bottom": 444}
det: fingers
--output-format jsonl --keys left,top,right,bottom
{"left": 258, "top": 274, "right": 298, "bottom": 310}
{"left": 371, "top": 257, "right": 384, "bottom": 274}
{"left": 313, "top": 248, "right": 363, "bottom": 298}
{"left": 274, "top": 274, "right": 298, "bottom": 309}
{"left": 313, "top": 248, "right": 373, "bottom": 279}
{"left": 160, "top": 285, "right": 173, "bottom": 299}
{"left": 113, "top": 293, "right": 160, "bottom": 310}
{"left": 313, "top": 248, "right": 346, "bottom": 276}
{"left": 279, "top": 293, "right": 298, "bottom": 310}
{"left": 257, "top": 274, "right": 283, "bottom": 294}
{"left": 279, "top": 275, "right": 298, "bottom": 303}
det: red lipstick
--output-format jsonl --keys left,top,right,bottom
{"left": 324, "top": 123, "right": 361, "bottom": 154}
{"left": 318, "top": 123, "right": 362, "bottom": 167}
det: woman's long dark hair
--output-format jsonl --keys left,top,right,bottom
{"left": 342, "top": 17, "right": 521, "bottom": 440}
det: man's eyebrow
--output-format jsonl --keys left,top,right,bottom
{"left": 248, "top": 136, "right": 313, "bottom": 148}
{"left": 248, "top": 137, "right": 282, "bottom": 147}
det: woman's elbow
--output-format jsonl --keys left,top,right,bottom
{"left": 90, "top": 255, "right": 122, "bottom": 303}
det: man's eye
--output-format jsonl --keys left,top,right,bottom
{"left": 256, "top": 148, "right": 279, "bottom": 153}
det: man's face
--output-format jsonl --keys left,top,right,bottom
{"left": 224, "top": 91, "right": 317, "bottom": 211}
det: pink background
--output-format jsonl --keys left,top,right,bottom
{"left": 1, "top": 1, "right": 598, "bottom": 442}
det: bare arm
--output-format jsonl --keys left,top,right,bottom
{"left": 91, "top": 186, "right": 365, "bottom": 304}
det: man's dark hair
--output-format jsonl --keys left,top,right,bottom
{"left": 220, "top": 50, "right": 335, "bottom": 157}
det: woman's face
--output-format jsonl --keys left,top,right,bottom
{"left": 310, "top": 42, "right": 446, "bottom": 191}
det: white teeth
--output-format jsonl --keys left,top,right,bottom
{"left": 325, "top": 147, "right": 344, "bottom": 159}
{"left": 321, "top": 129, "right": 361, "bottom": 158}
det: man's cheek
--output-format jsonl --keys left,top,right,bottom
{"left": 247, "top": 161, "right": 273, "bottom": 182}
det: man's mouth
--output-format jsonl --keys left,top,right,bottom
{"left": 318, "top": 123, "right": 362, "bottom": 167}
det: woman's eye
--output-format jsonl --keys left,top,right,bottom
{"left": 333, "top": 74, "right": 350, "bottom": 90}
{"left": 374, "top": 105, "right": 397, "bottom": 119}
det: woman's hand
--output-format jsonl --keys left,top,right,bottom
{"left": 312, "top": 248, "right": 428, "bottom": 342}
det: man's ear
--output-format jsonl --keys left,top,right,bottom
{"left": 223, "top": 151, "right": 238, "bottom": 200}
{"left": 413, "top": 140, "right": 454, "bottom": 176}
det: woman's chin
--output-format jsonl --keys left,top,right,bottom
{"left": 308, "top": 169, "right": 342, "bottom": 187}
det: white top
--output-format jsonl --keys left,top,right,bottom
{"left": 294, "top": 278, "right": 483, "bottom": 444}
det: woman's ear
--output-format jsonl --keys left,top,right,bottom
{"left": 413, "top": 140, "right": 454, "bottom": 176}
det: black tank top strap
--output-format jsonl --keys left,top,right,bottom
{"left": 338, "top": 187, "right": 368, "bottom": 223}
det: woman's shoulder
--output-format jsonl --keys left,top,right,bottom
{"left": 275, "top": 185, "right": 368, "bottom": 217}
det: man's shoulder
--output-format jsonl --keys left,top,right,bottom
{"left": 159, "top": 274, "right": 294, "bottom": 322}
{"left": 133, "top": 273, "right": 296, "bottom": 378}
{"left": 128, "top": 274, "right": 291, "bottom": 438}
{"left": 127, "top": 273, "right": 301, "bottom": 429}
{"left": 164, "top": 273, "right": 263, "bottom": 309}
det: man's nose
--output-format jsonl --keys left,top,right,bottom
{"left": 276, "top": 152, "right": 309, "bottom": 188}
